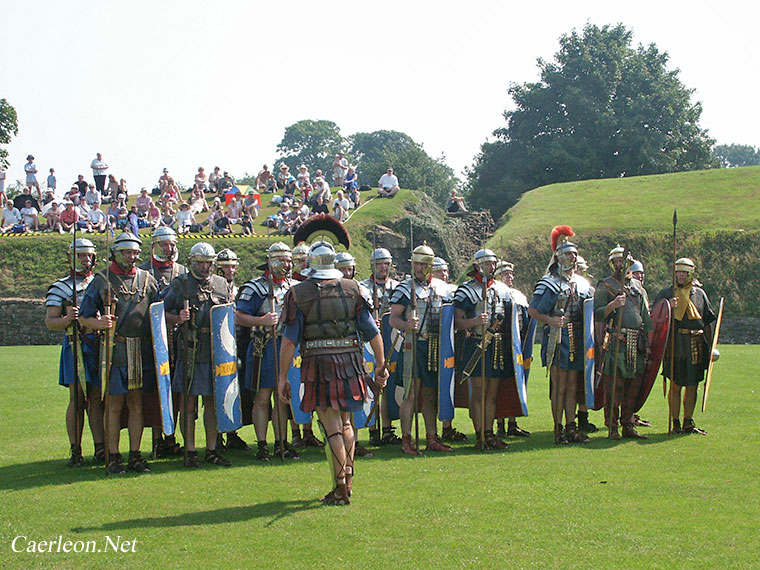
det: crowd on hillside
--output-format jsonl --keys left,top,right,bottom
{"left": 0, "top": 151, "right": 417, "bottom": 235}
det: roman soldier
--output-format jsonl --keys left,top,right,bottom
{"left": 277, "top": 241, "right": 389, "bottom": 505}
{"left": 235, "top": 242, "right": 299, "bottom": 461}
{"left": 654, "top": 258, "right": 716, "bottom": 435}
{"left": 527, "top": 226, "right": 593, "bottom": 445}
{"left": 594, "top": 246, "right": 653, "bottom": 440}
{"left": 291, "top": 242, "right": 311, "bottom": 281}
{"left": 163, "top": 242, "right": 235, "bottom": 467}
{"left": 45, "top": 238, "right": 104, "bottom": 466}
{"left": 79, "top": 232, "right": 159, "bottom": 474}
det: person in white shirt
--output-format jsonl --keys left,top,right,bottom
{"left": 377, "top": 167, "right": 400, "bottom": 198}
{"left": 25, "top": 155, "right": 41, "bottom": 200}
{"left": 2, "top": 203, "right": 23, "bottom": 232}
{"left": 176, "top": 202, "right": 196, "bottom": 234}
{"left": 332, "top": 190, "right": 350, "bottom": 222}
{"left": 84, "top": 184, "right": 102, "bottom": 208}
{"left": 20, "top": 199, "right": 40, "bottom": 231}
{"left": 87, "top": 202, "right": 107, "bottom": 232}
{"left": 90, "top": 152, "right": 109, "bottom": 194}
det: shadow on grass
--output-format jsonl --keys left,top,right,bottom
{"left": 71, "top": 499, "right": 321, "bottom": 533}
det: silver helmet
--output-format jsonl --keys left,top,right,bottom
{"left": 188, "top": 242, "right": 216, "bottom": 280}
{"left": 675, "top": 257, "right": 695, "bottom": 275}
{"left": 267, "top": 242, "right": 292, "bottom": 278}
{"left": 150, "top": 226, "right": 178, "bottom": 263}
{"left": 216, "top": 248, "right": 239, "bottom": 266}
{"left": 629, "top": 260, "right": 644, "bottom": 274}
{"left": 473, "top": 248, "right": 498, "bottom": 276}
{"left": 111, "top": 232, "right": 142, "bottom": 270}
{"left": 334, "top": 251, "right": 356, "bottom": 268}
{"left": 494, "top": 260, "right": 514, "bottom": 276}
{"left": 292, "top": 242, "right": 310, "bottom": 262}
{"left": 432, "top": 256, "right": 448, "bottom": 272}
{"left": 607, "top": 244, "right": 633, "bottom": 271}
{"left": 68, "top": 237, "right": 96, "bottom": 274}
{"left": 308, "top": 241, "right": 343, "bottom": 279}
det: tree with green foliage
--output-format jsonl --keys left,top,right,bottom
{"left": 714, "top": 144, "right": 760, "bottom": 168}
{"left": 275, "top": 119, "right": 345, "bottom": 177}
{"left": 466, "top": 23, "right": 719, "bottom": 221}
{"left": 349, "top": 129, "right": 458, "bottom": 204}
{"left": 0, "top": 98, "right": 19, "bottom": 168}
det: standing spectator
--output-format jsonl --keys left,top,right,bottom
{"left": 84, "top": 184, "right": 102, "bottom": 208}
{"left": 377, "top": 167, "right": 400, "bottom": 198}
{"left": 332, "top": 190, "right": 350, "bottom": 222}
{"left": 90, "top": 152, "right": 108, "bottom": 194}
{"left": 0, "top": 164, "right": 6, "bottom": 206}
{"left": 332, "top": 152, "right": 348, "bottom": 187}
{"left": 44, "top": 201, "right": 64, "bottom": 233}
{"left": 1, "top": 201, "right": 23, "bottom": 232}
{"left": 73, "top": 174, "right": 88, "bottom": 197}
{"left": 21, "top": 199, "right": 41, "bottom": 231}
{"left": 254, "top": 164, "right": 273, "bottom": 191}
{"left": 60, "top": 201, "right": 79, "bottom": 233}
{"left": 176, "top": 202, "right": 195, "bottom": 234}
{"left": 194, "top": 167, "right": 207, "bottom": 190}
{"left": 47, "top": 168, "right": 57, "bottom": 197}
{"left": 25, "top": 155, "right": 41, "bottom": 200}
{"left": 87, "top": 202, "right": 108, "bottom": 232}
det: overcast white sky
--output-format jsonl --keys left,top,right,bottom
{"left": 1, "top": 1, "right": 756, "bottom": 193}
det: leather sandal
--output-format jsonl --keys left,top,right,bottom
{"left": 302, "top": 430, "right": 325, "bottom": 447}
{"left": 401, "top": 435, "right": 420, "bottom": 456}
{"left": 683, "top": 418, "right": 706, "bottom": 435}
{"left": 321, "top": 483, "right": 350, "bottom": 506}
{"left": 565, "top": 422, "right": 589, "bottom": 444}
{"left": 205, "top": 449, "right": 232, "bottom": 466}
{"left": 226, "top": 431, "right": 251, "bottom": 451}
{"left": 441, "top": 426, "right": 468, "bottom": 442}
{"left": 609, "top": 426, "right": 622, "bottom": 440}
{"left": 93, "top": 442, "right": 106, "bottom": 463}
{"left": 425, "top": 435, "right": 453, "bottom": 452}
{"left": 355, "top": 444, "right": 374, "bottom": 457}
{"left": 622, "top": 425, "right": 648, "bottom": 439}
{"left": 381, "top": 427, "right": 402, "bottom": 445}
{"left": 67, "top": 445, "right": 84, "bottom": 467}
{"left": 484, "top": 431, "right": 508, "bottom": 450}
{"left": 256, "top": 442, "right": 271, "bottom": 462}
{"left": 507, "top": 422, "right": 531, "bottom": 437}
{"left": 671, "top": 419, "right": 683, "bottom": 434}
{"left": 107, "top": 453, "right": 127, "bottom": 474}
{"left": 127, "top": 451, "right": 151, "bottom": 473}
{"left": 184, "top": 450, "right": 201, "bottom": 468}
{"left": 554, "top": 424, "right": 568, "bottom": 445}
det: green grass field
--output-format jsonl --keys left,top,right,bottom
{"left": 1, "top": 345, "right": 758, "bottom": 569}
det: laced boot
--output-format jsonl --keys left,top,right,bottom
{"left": 226, "top": 431, "right": 251, "bottom": 451}
{"left": 565, "top": 422, "right": 590, "bottom": 444}
{"left": 163, "top": 434, "right": 182, "bottom": 456}
{"left": 671, "top": 419, "right": 683, "bottom": 434}
{"left": 496, "top": 419, "right": 507, "bottom": 439}
{"left": 274, "top": 441, "right": 300, "bottom": 459}
{"left": 127, "top": 451, "right": 151, "bottom": 473}
{"left": 381, "top": 426, "right": 401, "bottom": 445}
{"left": 256, "top": 441, "right": 271, "bottom": 462}
{"left": 507, "top": 421, "right": 530, "bottom": 437}
{"left": 205, "top": 448, "right": 232, "bottom": 466}
{"left": 554, "top": 424, "right": 568, "bottom": 445}
{"left": 215, "top": 433, "right": 226, "bottom": 452}
{"left": 485, "top": 431, "right": 508, "bottom": 450}
{"left": 368, "top": 428, "right": 382, "bottom": 446}
{"left": 321, "top": 483, "right": 351, "bottom": 506}
{"left": 401, "top": 435, "right": 420, "bottom": 456}
{"left": 151, "top": 434, "right": 165, "bottom": 459}
{"left": 683, "top": 418, "right": 707, "bottom": 435}
{"left": 184, "top": 450, "right": 201, "bottom": 468}
{"left": 302, "top": 428, "right": 325, "bottom": 447}
{"left": 608, "top": 425, "right": 621, "bottom": 440}
{"left": 622, "top": 424, "right": 648, "bottom": 439}
{"left": 577, "top": 411, "right": 598, "bottom": 433}
{"left": 355, "top": 444, "right": 373, "bottom": 457}
{"left": 474, "top": 432, "right": 490, "bottom": 451}
{"left": 291, "top": 425, "right": 304, "bottom": 448}
{"left": 93, "top": 442, "right": 106, "bottom": 463}
{"left": 107, "top": 452, "right": 127, "bottom": 474}
{"left": 441, "top": 425, "right": 468, "bottom": 442}
{"left": 67, "top": 444, "right": 84, "bottom": 467}
{"left": 425, "top": 434, "right": 453, "bottom": 452}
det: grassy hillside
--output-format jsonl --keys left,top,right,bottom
{"left": 0, "top": 189, "right": 416, "bottom": 299}
{"left": 488, "top": 166, "right": 760, "bottom": 317}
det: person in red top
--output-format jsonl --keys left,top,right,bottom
{"left": 60, "top": 200, "right": 79, "bottom": 233}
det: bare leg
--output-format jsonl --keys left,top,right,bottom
{"left": 203, "top": 394, "right": 218, "bottom": 450}
{"left": 178, "top": 394, "right": 197, "bottom": 451}
{"left": 107, "top": 394, "right": 126, "bottom": 454}
{"left": 252, "top": 388, "right": 273, "bottom": 442}
{"left": 126, "top": 389, "right": 144, "bottom": 452}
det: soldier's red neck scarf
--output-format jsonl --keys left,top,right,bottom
{"left": 151, "top": 256, "right": 174, "bottom": 270}
{"left": 264, "top": 269, "right": 286, "bottom": 285}
{"left": 474, "top": 272, "right": 494, "bottom": 288}
{"left": 110, "top": 261, "right": 136, "bottom": 276}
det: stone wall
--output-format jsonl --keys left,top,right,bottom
{"left": 0, "top": 298, "right": 60, "bottom": 345}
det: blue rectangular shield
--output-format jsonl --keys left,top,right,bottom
{"left": 521, "top": 318, "right": 537, "bottom": 382}
{"left": 149, "top": 301, "right": 175, "bottom": 436}
{"left": 583, "top": 297, "right": 595, "bottom": 408}
{"left": 210, "top": 303, "right": 243, "bottom": 433}
{"left": 511, "top": 306, "right": 529, "bottom": 416}
{"left": 438, "top": 303, "right": 456, "bottom": 421}
{"left": 381, "top": 312, "right": 402, "bottom": 421}
{"left": 288, "top": 346, "right": 313, "bottom": 425}
{"left": 354, "top": 341, "right": 376, "bottom": 428}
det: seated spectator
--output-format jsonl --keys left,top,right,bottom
{"left": 311, "top": 194, "right": 329, "bottom": 215}
{"left": 136, "top": 188, "right": 152, "bottom": 216}
{"left": 332, "top": 190, "right": 350, "bottom": 222}
{"left": 41, "top": 188, "right": 56, "bottom": 208}
{"left": 240, "top": 212, "right": 254, "bottom": 236}
{"left": 147, "top": 200, "right": 161, "bottom": 229}
{"left": 297, "top": 164, "right": 310, "bottom": 188}
{"left": 116, "top": 206, "right": 129, "bottom": 230}
{"left": 158, "top": 168, "right": 170, "bottom": 193}
{"left": 283, "top": 178, "right": 298, "bottom": 204}
{"left": 176, "top": 202, "right": 196, "bottom": 234}
{"left": 227, "top": 196, "right": 242, "bottom": 224}
{"left": 20, "top": 199, "right": 41, "bottom": 231}
{"left": 87, "top": 202, "right": 108, "bottom": 233}
{"left": 310, "top": 176, "right": 332, "bottom": 206}
{"left": 218, "top": 172, "right": 234, "bottom": 195}
{"left": 294, "top": 196, "right": 310, "bottom": 218}
{"left": 254, "top": 164, "right": 273, "bottom": 192}
{"left": 344, "top": 164, "right": 359, "bottom": 192}
{"left": 84, "top": 184, "right": 102, "bottom": 208}
{"left": 44, "top": 201, "right": 64, "bottom": 233}
{"left": 106, "top": 201, "right": 120, "bottom": 230}
{"left": 13, "top": 187, "right": 41, "bottom": 212}
{"left": 194, "top": 167, "right": 207, "bottom": 190}
{"left": 446, "top": 189, "right": 468, "bottom": 214}
{"left": 160, "top": 204, "right": 176, "bottom": 229}
{"left": 276, "top": 202, "right": 295, "bottom": 235}
{"left": 211, "top": 207, "right": 232, "bottom": 234}
{"left": 188, "top": 187, "right": 208, "bottom": 214}
{"left": 377, "top": 167, "right": 400, "bottom": 198}
{"left": 126, "top": 204, "right": 139, "bottom": 235}
{"left": 60, "top": 201, "right": 79, "bottom": 233}
{"left": 2, "top": 202, "right": 23, "bottom": 232}
{"left": 277, "top": 164, "right": 291, "bottom": 190}
{"left": 105, "top": 174, "right": 119, "bottom": 202}
{"left": 73, "top": 174, "right": 88, "bottom": 197}
{"left": 208, "top": 166, "right": 221, "bottom": 193}
{"left": 66, "top": 185, "right": 81, "bottom": 205}
{"left": 118, "top": 178, "right": 129, "bottom": 198}
{"left": 243, "top": 189, "right": 260, "bottom": 219}
{"left": 162, "top": 179, "right": 180, "bottom": 206}
{"left": 290, "top": 209, "right": 309, "bottom": 235}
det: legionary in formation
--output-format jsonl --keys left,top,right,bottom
{"left": 277, "top": 241, "right": 388, "bottom": 505}
{"left": 139, "top": 226, "right": 186, "bottom": 459}
{"left": 236, "top": 242, "right": 299, "bottom": 461}
{"left": 654, "top": 258, "right": 716, "bottom": 435}
{"left": 454, "top": 249, "right": 512, "bottom": 450}
{"left": 493, "top": 259, "right": 531, "bottom": 439}
{"left": 79, "top": 232, "right": 158, "bottom": 474}
{"left": 528, "top": 226, "right": 594, "bottom": 445}
{"left": 45, "top": 238, "right": 104, "bottom": 466}
{"left": 291, "top": 242, "right": 311, "bottom": 282}
{"left": 359, "top": 247, "right": 402, "bottom": 446}
{"left": 164, "top": 242, "right": 234, "bottom": 467}
{"left": 389, "top": 244, "right": 454, "bottom": 455}
{"left": 594, "top": 246, "right": 653, "bottom": 440}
